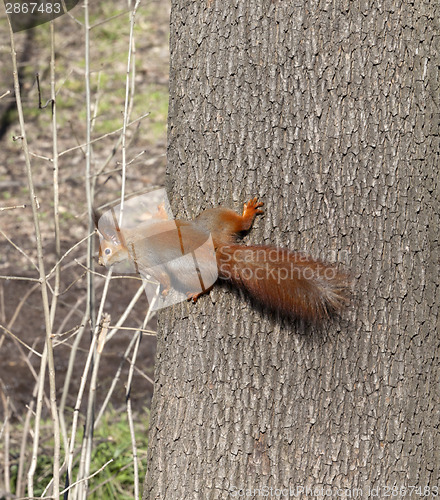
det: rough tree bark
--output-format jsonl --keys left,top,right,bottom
{"left": 144, "top": 0, "right": 439, "bottom": 498}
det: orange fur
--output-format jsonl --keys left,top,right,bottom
{"left": 95, "top": 198, "right": 350, "bottom": 321}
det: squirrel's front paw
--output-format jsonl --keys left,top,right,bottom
{"left": 187, "top": 291, "right": 203, "bottom": 303}
{"left": 243, "top": 197, "right": 264, "bottom": 217}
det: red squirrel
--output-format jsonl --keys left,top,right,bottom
{"left": 95, "top": 198, "right": 349, "bottom": 321}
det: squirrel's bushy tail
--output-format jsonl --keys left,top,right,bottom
{"left": 217, "top": 245, "right": 350, "bottom": 322}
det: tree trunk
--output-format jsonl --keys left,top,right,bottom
{"left": 144, "top": 1, "right": 439, "bottom": 497}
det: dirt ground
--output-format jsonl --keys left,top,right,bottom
{"left": 0, "top": 0, "right": 170, "bottom": 418}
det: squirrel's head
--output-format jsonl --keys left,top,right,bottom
{"left": 97, "top": 233, "right": 129, "bottom": 266}
{"left": 93, "top": 209, "right": 129, "bottom": 267}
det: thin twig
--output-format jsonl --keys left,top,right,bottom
{"left": 16, "top": 399, "right": 35, "bottom": 497}
{"left": 59, "top": 459, "right": 114, "bottom": 496}
{"left": 0, "top": 228, "right": 38, "bottom": 271}
{"left": 46, "top": 231, "right": 95, "bottom": 280}
{"left": 0, "top": 275, "right": 40, "bottom": 282}
{"left": 108, "top": 325, "right": 156, "bottom": 335}
{"left": 126, "top": 288, "right": 158, "bottom": 499}
{"left": 0, "top": 283, "right": 4, "bottom": 324}
{"left": 58, "top": 303, "right": 89, "bottom": 465}
{"left": 129, "top": 363, "right": 154, "bottom": 386}
{"left": 49, "top": 19, "right": 62, "bottom": 336}
{"left": 0, "top": 203, "right": 26, "bottom": 211}
{"left": 8, "top": 14, "right": 61, "bottom": 497}
{"left": 78, "top": 315, "right": 110, "bottom": 498}
{"left": 0, "top": 283, "right": 48, "bottom": 399}
{"left": 58, "top": 111, "right": 150, "bottom": 157}
{"left": 44, "top": 458, "right": 114, "bottom": 498}
{"left": 27, "top": 344, "right": 48, "bottom": 497}
{"left": 106, "top": 281, "right": 148, "bottom": 343}
{"left": 57, "top": 270, "right": 87, "bottom": 295}
{"left": 119, "top": 0, "right": 141, "bottom": 227}
{"left": 0, "top": 388, "right": 11, "bottom": 497}
{"left": 84, "top": 0, "right": 95, "bottom": 343}
{"left": 126, "top": 338, "right": 143, "bottom": 497}
{"left": 90, "top": 8, "right": 130, "bottom": 29}
{"left": 94, "top": 283, "right": 151, "bottom": 426}
{"left": 36, "top": 73, "right": 52, "bottom": 109}
{"left": 74, "top": 259, "right": 144, "bottom": 281}
{"left": 93, "top": 122, "right": 148, "bottom": 179}
{"left": 67, "top": 268, "right": 113, "bottom": 498}
{"left": 5, "top": 283, "right": 39, "bottom": 331}
{"left": 87, "top": 458, "right": 141, "bottom": 495}
{"left": 28, "top": 151, "right": 53, "bottom": 161}
{"left": 0, "top": 282, "right": 38, "bottom": 357}
{"left": 0, "top": 324, "right": 42, "bottom": 357}
{"left": 90, "top": 71, "right": 102, "bottom": 132}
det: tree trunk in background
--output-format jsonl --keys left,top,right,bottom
{"left": 144, "top": 1, "right": 439, "bottom": 497}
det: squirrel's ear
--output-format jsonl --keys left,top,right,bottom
{"left": 92, "top": 208, "right": 101, "bottom": 230}
{"left": 93, "top": 208, "right": 117, "bottom": 240}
